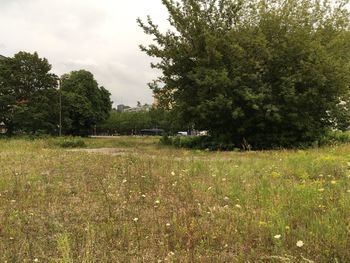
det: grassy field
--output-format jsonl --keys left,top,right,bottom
{"left": 0, "top": 137, "right": 349, "bottom": 262}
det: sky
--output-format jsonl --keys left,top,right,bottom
{"left": 0, "top": 0, "right": 169, "bottom": 107}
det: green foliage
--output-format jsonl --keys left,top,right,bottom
{"left": 52, "top": 136, "right": 87, "bottom": 148}
{"left": 319, "top": 130, "right": 350, "bottom": 145}
{"left": 98, "top": 110, "right": 153, "bottom": 135}
{"left": 161, "top": 135, "right": 237, "bottom": 151}
{"left": 61, "top": 70, "right": 112, "bottom": 136}
{"left": 139, "top": 0, "right": 350, "bottom": 149}
{"left": 0, "top": 51, "right": 58, "bottom": 135}
{"left": 98, "top": 108, "right": 186, "bottom": 135}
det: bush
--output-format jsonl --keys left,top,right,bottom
{"left": 53, "top": 137, "right": 87, "bottom": 148}
{"left": 161, "top": 130, "right": 350, "bottom": 151}
{"left": 160, "top": 135, "right": 236, "bottom": 151}
{"left": 319, "top": 130, "right": 350, "bottom": 146}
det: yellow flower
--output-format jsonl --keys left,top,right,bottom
{"left": 259, "top": 221, "right": 267, "bottom": 227}
{"left": 271, "top": 171, "right": 282, "bottom": 178}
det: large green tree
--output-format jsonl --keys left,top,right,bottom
{"left": 0, "top": 52, "right": 58, "bottom": 135}
{"left": 138, "top": 0, "right": 350, "bottom": 148}
{"left": 61, "top": 70, "right": 112, "bottom": 136}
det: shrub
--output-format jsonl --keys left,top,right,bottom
{"left": 160, "top": 135, "right": 236, "bottom": 151}
{"left": 53, "top": 137, "right": 86, "bottom": 148}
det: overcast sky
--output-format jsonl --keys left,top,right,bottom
{"left": 0, "top": 0, "right": 169, "bottom": 107}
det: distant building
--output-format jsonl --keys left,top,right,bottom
{"left": 116, "top": 104, "right": 131, "bottom": 112}
{"left": 124, "top": 104, "right": 152, "bottom": 113}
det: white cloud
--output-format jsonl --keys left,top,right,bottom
{"left": 0, "top": 0, "right": 169, "bottom": 107}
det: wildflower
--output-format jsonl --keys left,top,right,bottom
{"left": 318, "top": 188, "right": 325, "bottom": 192}
{"left": 207, "top": 187, "right": 212, "bottom": 191}
{"left": 166, "top": 223, "right": 171, "bottom": 227}
{"left": 259, "top": 221, "right": 267, "bottom": 227}
{"left": 141, "top": 194, "right": 146, "bottom": 198}
{"left": 155, "top": 200, "right": 160, "bottom": 204}
{"left": 168, "top": 251, "right": 175, "bottom": 256}
{"left": 212, "top": 174, "right": 216, "bottom": 177}
{"left": 224, "top": 196, "right": 230, "bottom": 201}
{"left": 285, "top": 226, "right": 290, "bottom": 230}
{"left": 122, "top": 179, "right": 127, "bottom": 184}
{"left": 296, "top": 240, "right": 304, "bottom": 247}
{"left": 10, "top": 200, "right": 16, "bottom": 203}
{"left": 34, "top": 259, "right": 39, "bottom": 262}
{"left": 331, "top": 180, "right": 336, "bottom": 185}
{"left": 346, "top": 190, "right": 350, "bottom": 193}
{"left": 235, "top": 204, "right": 242, "bottom": 209}
{"left": 171, "top": 171, "right": 175, "bottom": 176}
{"left": 274, "top": 234, "right": 281, "bottom": 239}
{"left": 222, "top": 178, "right": 227, "bottom": 182}
{"left": 133, "top": 217, "right": 139, "bottom": 222}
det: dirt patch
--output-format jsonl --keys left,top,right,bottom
{"left": 69, "top": 148, "right": 132, "bottom": 156}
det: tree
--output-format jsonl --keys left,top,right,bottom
{"left": 0, "top": 51, "right": 58, "bottom": 135}
{"left": 61, "top": 70, "right": 112, "bottom": 136}
{"left": 138, "top": 0, "right": 350, "bottom": 148}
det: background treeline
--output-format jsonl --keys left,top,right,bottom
{"left": 97, "top": 108, "right": 185, "bottom": 135}
{"left": 0, "top": 51, "right": 112, "bottom": 136}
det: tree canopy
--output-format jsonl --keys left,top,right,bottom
{"left": 0, "top": 51, "right": 58, "bottom": 135}
{"left": 138, "top": 0, "right": 350, "bottom": 148}
{"left": 61, "top": 70, "right": 112, "bottom": 136}
{"left": 0, "top": 52, "right": 112, "bottom": 136}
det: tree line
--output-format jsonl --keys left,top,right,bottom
{"left": 138, "top": 0, "right": 350, "bottom": 149}
{"left": 97, "top": 107, "right": 185, "bottom": 135}
{"left": 0, "top": 51, "right": 112, "bottom": 136}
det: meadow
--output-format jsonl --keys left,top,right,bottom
{"left": 0, "top": 136, "right": 349, "bottom": 262}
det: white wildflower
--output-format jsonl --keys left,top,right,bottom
{"left": 296, "top": 240, "right": 304, "bottom": 247}
{"left": 274, "top": 234, "right": 281, "bottom": 239}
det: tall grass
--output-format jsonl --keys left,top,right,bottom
{"left": 0, "top": 138, "right": 349, "bottom": 262}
